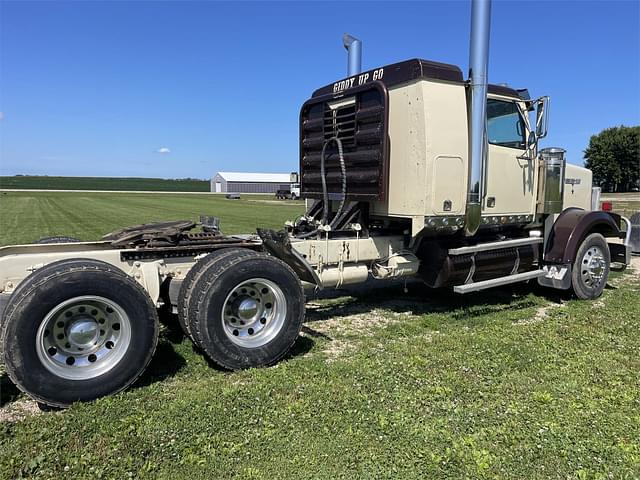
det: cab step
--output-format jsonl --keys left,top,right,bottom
{"left": 453, "top": 270, "right": 545, "bottom": 294}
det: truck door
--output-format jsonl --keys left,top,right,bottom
{"left": 484, "top": 97, "right": 535, "bottom": 216}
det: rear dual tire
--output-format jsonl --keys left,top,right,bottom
{"left": 176, "top": 248, "right": 246, "bottom": 341}
{"left": 182, "top": 250, "right": 305, "bottom": 370}
{"left": 1, "top": 259, "right": 159, "bottom": 407}
{"left": 34, "top": 236, "right": 81, "bottom": 244}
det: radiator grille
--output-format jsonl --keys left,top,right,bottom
{"left": 299, "top": 84, "right": 389, "bottom": 200}
{"left": 323, "top": 104, "right": 356, "bottom": 146}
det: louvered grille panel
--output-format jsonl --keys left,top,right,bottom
{"left": 299, "top": 84, "right": 389, "bottom": 201}
{"left": 323, "top": 105, "right": 356, "bottom": 146}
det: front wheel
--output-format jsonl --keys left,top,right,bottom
{"left": 186, "top": 251, "right": 305, "bottom": 370}
{"left": 571, "top": 233, "right": 610, "bottom": 300}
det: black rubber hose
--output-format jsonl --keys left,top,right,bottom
{"left": 328, "top": 136, "right": 347, "bottom": 229}
{"left": 296, "top": 136, "right": 347, "bottom": 239}
{"left": 319, "top": 138, "right": 331, "bottom": 225}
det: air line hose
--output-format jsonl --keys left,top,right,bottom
{"left": 326, "top": 136, "right": 347, "bottom": 229}
{"left": 296, "top": 136, "right": 347, "bottom": 238}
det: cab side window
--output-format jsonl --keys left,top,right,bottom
{"left": 487, "top": 99, "right": 526, "bottom": 149}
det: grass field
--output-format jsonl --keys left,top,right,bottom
{"left": 0, "top": 191, "right": 303, "bottom": 246}
{"left": 0, "top": 175, "right": 210, "bottom": 192}
{"left": 0, "top": 191, "right": 639, "bottom": 479}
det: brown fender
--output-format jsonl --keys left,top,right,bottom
{"left": 544, "top": 208, "right": 622, "bottom": 264}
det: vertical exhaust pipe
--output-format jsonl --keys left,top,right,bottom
{"left": 464, "top": 0, "right": 491, "bottom": 236}
{"left": 343, "top": 34, "right": 362, "bottom": 76}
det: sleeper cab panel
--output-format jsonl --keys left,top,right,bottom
{"left": 432, "top": 155, "right": 465, "bottom": 214}
{"left": 371, "top": 79, "right": 468, "bottom": 219}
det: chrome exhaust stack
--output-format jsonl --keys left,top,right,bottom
{"left": 343, "top": 34, "right": 362, "bottom": 76}
{"left": 464, "top": 0, "right": 492, "bottom": 236}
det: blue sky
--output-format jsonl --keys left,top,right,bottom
{"left": 0, "top": 0, "right": 638, "bottom": 178}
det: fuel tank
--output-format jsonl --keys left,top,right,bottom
{"left": 417, "top": 240, "right": 535, "bottom": 288}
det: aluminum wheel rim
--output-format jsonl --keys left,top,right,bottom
{"left": 581, "top": 245, "right": 606, "bottom": 288}
{"left": 36, "top": 295, "right": 131, "bottom": 380}
{"left": 221, "top": 278, "right": 287, "bottom": 348}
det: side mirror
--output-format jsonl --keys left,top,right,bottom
{"left": 535, "top": 96, "right": 550, "bottom": 139}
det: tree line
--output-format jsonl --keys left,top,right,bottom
{"left": 584, "top": 125, "right": 639, "bottom": 192}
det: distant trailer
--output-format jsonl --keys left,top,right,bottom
{"left": 211, "top": 172, "right": 296, "bottom": 194}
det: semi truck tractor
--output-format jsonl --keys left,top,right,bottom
{"left": 275, "top": 182, "right": 300, "bottom": 200}
{"left": 0, "top": 0, "right": 631, "bottom": 407}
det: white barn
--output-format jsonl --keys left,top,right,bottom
{"left": 211, "top": 172, "right": 294, "bottom": 194}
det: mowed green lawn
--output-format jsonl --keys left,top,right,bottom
{"left": 0, "top": 175, "right": 209, "bottom": 192}
{"left": 0, "top": 191, "right": 303, "bottom": 246}
{"left": 0, "top": 191, "right": 639, "bottom": 479}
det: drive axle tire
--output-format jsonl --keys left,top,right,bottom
{"left": 35, "top": 236, "right": 81, "bottom": 244}
{"left": 571, "top": 233, "right": 610, "bottom": 300}
{"left": 187, "top": 251, "right": 304, "bottom": 370}
{"left": 177, "top": 248, "right": 256, "bottom": 343}
{"left": 1, "top": 259, "right": 159, "bottom": 407}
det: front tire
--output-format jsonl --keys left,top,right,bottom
{"left": 571, "top": 233, "right": 610, "bottom": 299}
{"left": 187, "top": 251, "right": 304, "bottom": 370}
{"left": 1, "top": 259, "right": 159, "bottom": 407}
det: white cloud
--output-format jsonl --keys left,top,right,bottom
{"left": 156, "top": 147, "right": 171, "bottom": 154}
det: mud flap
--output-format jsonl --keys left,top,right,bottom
{"left": 538, "top": 264, "right": 572, "bottom": 290}
{"left": 608, "top": 243, "right": 629, "bottom": 272}
{"left": 609, "top": 215, "right": 633, "bottom": 271}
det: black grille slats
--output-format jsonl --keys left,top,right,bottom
{"left": 301, "top": 149, "right": 383, "bottom": 167}
{"left": 299, "top": 84, "right": 389, "bottom": 200}
{"left": 323, "top": 104, "right": 356, "bottom": 146}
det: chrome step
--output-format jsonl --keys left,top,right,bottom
{"left": 448, "top": 237, "right": 543, "bottom": 256}
{"left": 453, "top": 270, "right": 545, "bottom": 294}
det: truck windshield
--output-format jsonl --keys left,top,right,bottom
{"left": 487, "top": 99, "right": 526, "bottom": 149}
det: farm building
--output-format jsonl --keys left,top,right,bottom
{"left": 210, "top": 172, "right": 294, "bottom": 193}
